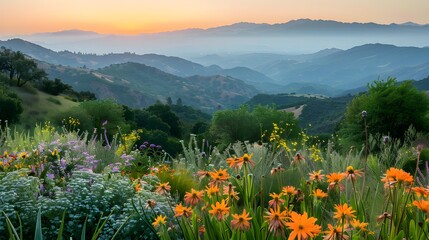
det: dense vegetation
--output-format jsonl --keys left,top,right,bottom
{"left": 3, "top": 47, "right": 429, "bottom": 239}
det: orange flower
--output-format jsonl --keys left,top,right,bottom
{"left": 282, "top": 186, "right": 297, "bottom": 195}
{"left": 412, "top": 186, "right": 429, "bottom": 197}
{"left": 323, "top": 224, "right": 348, "bottom": 240}
{"left": 184, "top": 188, "right": 204, "bottom": 206}
{"left": 152, "top": 215, "right": 167, "bottom": 228}
{"left": 351, "top": 219, "right": 368, "bottom": 232}
{"left": 268, "top": 192, "right": 285, "bottom": 209}
{"left": 209, "top": 199, "right": 230, "bottom": 221}
{"left": 285, "top": 211, "right": 321, "bottom": 240}
{"left": 226, "top": 157, "right": 242, "bottom": 169}
{"left": 145, "top": 199, "right": 156, "bottom": 209}
{"left": 293, "top": 153, "right": 305, "bottom": 164}
{"left": 265, "top": 206, "right": 289, "bottom": 237}
{"left": 313, "top": 189, "right": 328, "bottom": 199}
{"left": 205, "top": 185, "right": 220, "bottom": 198}
{"left": 345, "top": 166, "right": 363, "bottom": 182}
{"left": 333, "top": 203, "right": 356, "bottom": 222}
{"left": 19, "top": 151, "right": 28, "bottom": 159}
{"left": 209, "top": 168, "right": 230, "bottom": 186}
{"left": 271, "top": 166, "right": 285, "bottom": 175}
{"left": 326, "top": 172, "right": 346, "bottom": 190}
{"left": 223, "top": 184, "right": 240, "bottom": 201}
{"left": 196, "top": 170, "right": 210, "bottom": 181}
{"left": 309, "top": 170, "right": 325, "bottom": 182}
{"left": 231, "top": 209, "right": 252, "bottom": 231}
{"left": 413, "top": 199, "right": 429, "bottom": 214}
{"left": 241, "top": 153, "right": 255, "bottom": 168}
{"left": 155, "top": 182, "right": 171, "bottom": 195}
{"left": 381, "top": 167, "right": 413, "bottom": 187}
{"left": 135, "top": 183, "right": 142, "bottom": 192}
{"left": 174, "top": 203, "right": 193, "bottom": 218}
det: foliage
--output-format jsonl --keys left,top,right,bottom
{"left": 35, "top": 78, "right": 72, "bottom": 96}
{"left": 209, "top": 105, "right": 300, "bottom": 147}
{"left": 146, "top": 103, "right": 182, "bottom": 138}
{"left": 339, "top": 78, "right": 429, "bottom": 150}
{"left": 0, "top": 84, "right": 23, "bottom": 125}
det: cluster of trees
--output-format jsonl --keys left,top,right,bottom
{"left": 0, "top": 47, "right": 47, "bottom": 87}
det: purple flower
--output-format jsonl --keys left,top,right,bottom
{"left": 149, "top": 144, "right": 156, "bottom": 148}
{"left": 39, "top": 184, "right": 45, "bottom": 192}
{"left": 112, "top": 166, "right": 119, "bottom": 173}
{"left": 47, "top": 173, "right": 55, "bottom": 180}
{"left": 156, "top": 145, "right": 162, "bottom": 150}
{"left": 102, "top": 120, "right": 108, "bottom": 126}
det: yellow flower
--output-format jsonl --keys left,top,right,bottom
{"left": 351, "top": 219, "right": 368, "bottom": 232}
{"left": 152, "top": 215, "right": 166, "bottom": 228}
{"left": 205, "top": 185, "right": 220, "bottom": 198}
{"left": 231, "top": 209, "right": 252, "bottom": 231}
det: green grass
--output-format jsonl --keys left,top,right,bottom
{"left": 10, "top": 86, "right": 79, "bottom": 129}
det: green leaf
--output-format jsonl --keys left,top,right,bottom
{"left": 56, "top": 211, "right": 66, "bottom": 240}
{"left": 34, "top": 208, "right": 43, "bottom": 240}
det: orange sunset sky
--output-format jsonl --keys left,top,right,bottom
{"left": 1, "top": 0, "right": 429, "bottom": 36}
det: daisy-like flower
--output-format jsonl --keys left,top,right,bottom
{"left": 268, "top": 192, "right": 285, "bottom": 209}
{"left": 231, "top": 209, "right": 252, "bottom": 231}
{"left": 293, "top": 153, "right": 305, "bottom": 164}
{"left": 19, "top": 151, "right": 28, "bottom": 159}
{"left": 309, "top": 170, "right": 325, "bottom": 182}
{"left": 345, "top": 166, "right": 363, "bottom": 182}
{"left": 209, "top": 168, "right": 230, "bottom": 186}
{"left": 184, "top": 188, "right": 204, "bottom": 206}
{"left": 236, "top": 153, "right": 255, "bottom": 169}
{"left": 152, "top": 215, "right": 167, "bottom": 228}
{"left": 145, "top": 199, "right": 156, "bottom": 209}
{"left": 351, "top": 219, "right": 368, "bottom": 232}
{"left": 209, "top": 199, "right": 230, "bottom": 221}
{"left": 282, "top": 186, "right": 297, "bottom": 196}
{"left": 323, "top": 224, "right": 349, "bottom": 240}
{"left": 155, "top": 182, "right": 171, "bottom": 195}
{"left": 205, "top": 185, "right": 220, "bottom": 198}
{"left": 326, "top": 172, "right": 346, "bottom": 191}
{"left": 333, "top": 203, "right": 356, "bottom": 222}
{"left": 285, "top": 211, "right": 321, "bottom": 240}
{"left": 412, "top": 186, "right": 429, "bottom": 198}
{"left": 265, "top": 206, "right": 289, "bottom": 237}
{"left": 226, "top": 157, "right": 242, "bottom": 169}
{"left": 174, "top": 203, "right": 193, "bottom": 218}
{"left": 313, "top": 189, "right": 328, "bottom": 199}
{"left": 135, "top": 183, "right": 142, "bottom": 192}
{"left": 223, "top": 183, "right": 240, "bottom": 202}
{"left": 271, "top": 166, "right": 285, "bottom": 175}
{"left": 376, "top": 212, "right": 392, "bottom": 223}
{"left": 381, "top": 167, "right": 413, "bottom": 187}
{"left": 413, "top": 199, "right": 429, "bottom": 215}
{"left": 196, "top": 170, "right": 210, "bottom": 181}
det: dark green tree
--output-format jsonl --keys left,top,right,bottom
{"left": 0, "top": 85, "right": 23, "bottom": 124}
{"left": 339, "top": 78, "right": 429, "bottom": 146}
{"left": 146, "top": 103, "right": 182, "bottom": 138}
{"left": 209, "top": 105, "right": 300, "bottom": 146}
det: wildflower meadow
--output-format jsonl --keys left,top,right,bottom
{"left": 0, "top": 118, "right": 428, "bottom": 240}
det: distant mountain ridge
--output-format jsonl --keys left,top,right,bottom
{"left": 3, "top": 19, "right": 429, "bottom": 57}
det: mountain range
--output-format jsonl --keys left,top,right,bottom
{"left": 4, "top": 19, "right": 429, "bottom": 57}
{"left": 2, "top": 38, "right": 429, "bottom": 92}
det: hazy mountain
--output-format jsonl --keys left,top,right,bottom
{"left": 37, "top": 60, "right": 258, "bottom": 111}
{"left": 0, "top": 39, "right": 277, "bottom": 92}
{"left": 256, "top": 44, "right": 429, "bottom": 89}
{"left": 3, "top": 19, "right": 429, "bottom": 57}
{"left": 191, "top": 48, "right": 342, "bottom": 69}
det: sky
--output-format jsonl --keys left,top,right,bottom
{"left": 1, "top": 0, "right": 429, "bottom": 36}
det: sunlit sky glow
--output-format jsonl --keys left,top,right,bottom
{"left": 1, "top": 0, "right": 429, "bottom": 36}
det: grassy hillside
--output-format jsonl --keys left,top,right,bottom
{"left": 10, "top": 86, "right": 79, "bottom": 129}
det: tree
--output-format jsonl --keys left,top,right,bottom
{"left": 0, "top": 48, "right": 47, "bottom": 86}
{"left": 146, "top": 103, "right": 182, "bottom": 138}
{"left": 0, "top": 85, "right": 23, "bottom": 125}
{"left": 209, "top": 105, "right": 301, "bottom": 146}
{"left": 339, "top": 78, "right": 429, "bottom": 146}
